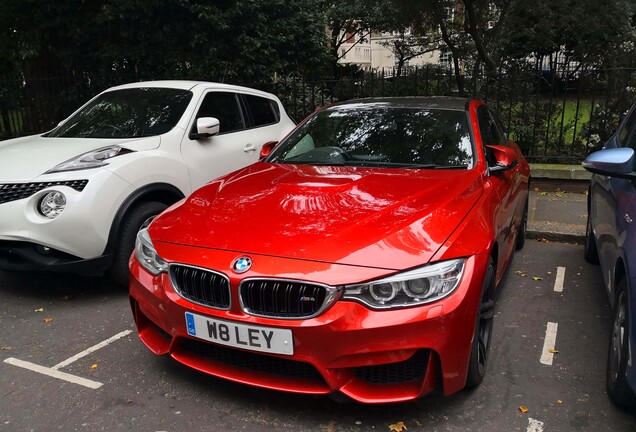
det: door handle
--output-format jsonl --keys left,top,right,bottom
{"left": 243, "top": 144, "right": 257, "bottom": 153}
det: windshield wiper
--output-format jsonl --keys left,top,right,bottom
{"left": 341, "top": 161, "right": 468, "bottom": 169}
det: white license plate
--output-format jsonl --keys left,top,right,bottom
{"left": 185, "top": 312, "right": 294, "bottom": 355}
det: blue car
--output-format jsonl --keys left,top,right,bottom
{"left": 583, "top": 103, "right": 636, "bottom": 409}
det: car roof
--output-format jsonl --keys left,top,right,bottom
{"left": 105, "top": 80, "right": 277, "bottom": 98}
{"left": 328, "top": 96, "right": 472, "bottom": 111}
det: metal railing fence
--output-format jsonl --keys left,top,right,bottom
{"left": 2, "top": 66, "right": 635, "bottom": 163}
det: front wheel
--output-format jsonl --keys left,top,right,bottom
{"left": 584, "top": 214, "right": 599, "bottom": 264}
{"left": 465, "top": 259, "right": 495, "bottom": 388}
{"left": 515, "top": 196, "right": 528, "bottom": 250}
{"left": 606, "top": 279, "right": 636, "bottom": 408}
{"left": 110, "top": 201, "right": 168, "bottom": 286}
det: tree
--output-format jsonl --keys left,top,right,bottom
{"left": 500, "top": 0, "right": 636, "bottom": 70}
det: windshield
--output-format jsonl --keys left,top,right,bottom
{"left": 267, "top": 103, "right": 474, "bottom": 169}
{"left": 47, "top": 88, "right": 193, "bottom": 138}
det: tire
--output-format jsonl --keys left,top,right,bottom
{"left": 515, "top": 197, "right": 528, "bottom": 250}
{"left": 466, "top": 258, "right": 495, "bottom": 389}
{"left": 584, "top": 214, "right": 599, "bottom": 264}
{"left": 606, "top": 279, "right": 636, "bottom": 408}
{"left": 110, "top": 201, "right": 167, "bottom": 286}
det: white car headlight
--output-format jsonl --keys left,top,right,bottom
{"left": 135, "top": 228, "right": 168, "bottom": 275}
{"left": 342, "top": 258, "right": 465, "bottom": 310}
{"left": 46, "top": 146, "right": 130, "bottom": 173}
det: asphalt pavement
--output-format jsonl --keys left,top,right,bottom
{"left": 528, "top": 180, "right": 588, "bottom": 244}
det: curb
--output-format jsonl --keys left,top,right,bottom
{"left": 526, "top": 229, "right": 584, "bottom": 244}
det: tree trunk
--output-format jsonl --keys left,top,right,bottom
{"left": 463, "top": 0, "right": 498, "bottom": 80}
{"left": 436, "top": 12, "right": 464, "bottom": 95}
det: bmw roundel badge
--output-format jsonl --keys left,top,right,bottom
{"left": 232, "top": 256, "right": 252, "bottom": 274}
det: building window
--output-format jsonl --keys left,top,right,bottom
{"left": 439, "top": 49, "right": 452, "bottom": 69}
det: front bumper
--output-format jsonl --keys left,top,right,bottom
{"left": 129, "top": 251, "right": 488, "bottom": 404}
{"left": 0, "top": 170, "right": 134, "bottom": 271}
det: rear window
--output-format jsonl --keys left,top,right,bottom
{"left": 245, "top": 95, "right": 280, "bottom": 126}
{"left": 48, "top": 88, "right": 193, "bottom": 138}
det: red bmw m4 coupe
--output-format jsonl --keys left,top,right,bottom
{"left": 129, "top": 97, "right": 530, "bottom": 403}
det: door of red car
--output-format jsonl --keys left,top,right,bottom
{"left": 477, "top": 106, "right": 524, "bottom": 278}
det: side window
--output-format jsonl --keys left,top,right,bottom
{"left": 489, "top": 109, "right": 508, "bottom": 146}
{"left": 245, "top": 95, "right": 280, "bottom": 127}
{"left": 193, "top": 92, "right": 245, "bottom": 135}
{"left": 618, "top": 106, "right": 636, "bottom": 148}
{"left": 477, "top": 106, "right": 505, "bottom": 146}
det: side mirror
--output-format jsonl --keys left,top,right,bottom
{"left": 259, "top": 141, "right": 278, "bottom": 160}
{"left": 189, "top": 117, "right": 220, "bottom": 140}
{"left": 486, "top": 145, "right": 518, "bottom": 173}
{"left": 583, "top": 147, "right": 636, "bottom": 179}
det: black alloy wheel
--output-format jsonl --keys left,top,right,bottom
{"left": 466, "top": 259, "right": 495, "bottom": 388}
{"left": 606, "top": 279, "right": 636, "bottom": 408}
{"left": 515, "top": 196, "right": 528, "bottom": 250}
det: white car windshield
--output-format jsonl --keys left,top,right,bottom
{"left": 47, "top": 88, "right": 193, "bottom": 139}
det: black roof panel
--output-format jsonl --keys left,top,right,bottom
{"left": 327, "top": 96, "right": 472, "bottom": 111}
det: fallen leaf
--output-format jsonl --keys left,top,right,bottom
{"left": 537, "top": 238, "right": 549, "bottom": 243}
{"left": 519, "top": 406, "right": 528, "bottom": 413}
{"left": 44, "top": 317, "right": 53, "bottom": 323}
{"left": 1, "top": 346, "right": 15, "bottom": 351}
{"left": 34, "top": 307, "right": 44, "bottom": 312}
{"left": 91, "top": 364, "right": 98, "bottom": 369}
{"left": 547, "top": 271, "right": 552, "bottom": 275}
{"left": 389, "top": 422, "right": 407, "bottom": 432}
{"left": 555, "top": 191, "right": 566, "bottom": 197}
{"left": 540, "top": 192, "right": 548, "bottom": 196}
{"left": 533, "top": 277, "right": 543, "bottom": 281}
{"left": 549, "top": 349, "right": 559, "bottom": 354}
{"left": 556, "top": 400, "right": 563, "bottom": 404}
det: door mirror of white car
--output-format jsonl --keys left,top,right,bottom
{"left": 190, "top": 117, "right": 220, "bottom": 140}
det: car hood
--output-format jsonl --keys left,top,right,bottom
{"left": 151, "top": 163, "right": 483, "bottom": 271}
{"left": 0, "top": 134, "right": 161, "bottom": 182}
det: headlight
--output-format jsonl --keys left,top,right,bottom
{"left": 38, "top": 191, "right": 66, "bottom": 219}
{"left": 46, "top": 146, "right": 130, "bottom": 173}
{"left": 135, "top": 228, "right": 168, "bottom": 275}
{"left": 342, "top": 258, "right": 465, "bottom": 309}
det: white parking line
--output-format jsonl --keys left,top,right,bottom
{"left": 52, "top": 330, "right": 132, "bottom": 370}
{"left": 540, "top": 322, "right": 559, "bottom": 365}
{"left": 528, "top": 418, "right": 544, "bottom": 432}
{"left": 4, "top": 357, "right": 102, "bottom": 389}
{"left": 554, "top": 266, "right": 566, "bottom": 292}
{"left": 3, "top": 329, "right": 132, "bottom": 389}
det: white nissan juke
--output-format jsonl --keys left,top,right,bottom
{"left": 0, "top": 81, "right": 295, "bottom": 284}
